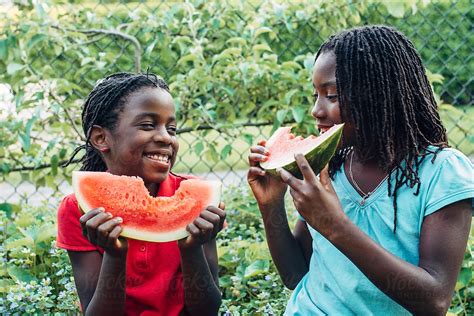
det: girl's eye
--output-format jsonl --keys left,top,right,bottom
{"left": 167, "top": 126, "right": 177, "bottom": 135}
{"left": 140, "top": 123, "right": 155, "bottom": 129}
{"left": 328, "top": 95, "right": 338, "bottom": 101}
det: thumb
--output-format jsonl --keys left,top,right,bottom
{"left": 218, "top": 201, "right": 225, "bottom": 210}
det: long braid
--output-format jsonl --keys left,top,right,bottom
{"left": 65, "top": 73, "right": 170, "bottom": 171}
{"left": 316, "top": 26, "right": 449, "bottom": 232}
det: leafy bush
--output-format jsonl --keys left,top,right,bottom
{"left": 0, "top": 202, "right": 79, "bottom": 314}
{"left": 0, "top": 187, "right": 472, "bottom": 315}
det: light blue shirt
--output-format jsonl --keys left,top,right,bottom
{"left": 285, "top": 147, "right": 474, "bottom": 315}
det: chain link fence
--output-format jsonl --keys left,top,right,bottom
{"left": 1, "top": 0, "right": 472, "bottom": 206}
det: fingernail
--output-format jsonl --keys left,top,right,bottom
{"left": 106, "top": 212, "right": 113, "bottom": 217}
{"left": 116, "top": 217, "right": 123, "bottom": 223}
{"left": 98, "top": 207, "right": 105, "bottom": 212}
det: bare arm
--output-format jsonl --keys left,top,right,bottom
{"left": 279, "top": 155, "right": 472, "bottom": 315}
{"left": 179, "top": 206, "right": 225, "bottom": 316}
{"left": 68, "top": 251, "right": 127, "bottom": 316}
{"left": 326, "top": 200, "right": 471, "bottom": 315}
{"left": 69, "top": 208, "right": 129, "bottom": 316}
{"left": 248, "top": 142, "right": 312, "bottom": 289}
{"left": 259, "top": 202, "right": 312, "bottom": 289}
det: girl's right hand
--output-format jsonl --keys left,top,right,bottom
{"left": 79, "top": 208, "right": 128, "bottom": 257}
{"left": 247, "top": 140, "right": 288, "bottom": 209}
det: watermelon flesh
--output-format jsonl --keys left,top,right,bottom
{"left": 260, "top": 124, "right": 344, "bottom": 178}
{"left": 72, "top": 171, "right": 221, "bottom": 242}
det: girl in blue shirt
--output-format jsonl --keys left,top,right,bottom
{"left": 248, "top": 25, "right": 473, "bottom": 315}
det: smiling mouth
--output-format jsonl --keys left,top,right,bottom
{"left": 144, "top": 153, "right": 170, "bottom": 164}
{"left": 318, "top": 126, "right": 332, "bottom": 134}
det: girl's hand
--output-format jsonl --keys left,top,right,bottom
{"left": 79, "top": 208, "right": 128, "bottom": 257}
{"left": 277, "top": 153, "right": 347, "bottom": 236}
{"left": 178, "top": 202, "right": 226, "bottom": 249}
{"left": 247, "top": 140, "right": 287, "bottom": 209}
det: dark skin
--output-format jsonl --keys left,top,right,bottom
{"left": 248, "top": 52, "right": 472, "bottom": 315}
{"left": 69, "top": 87, "right": 225, "bottom": 316}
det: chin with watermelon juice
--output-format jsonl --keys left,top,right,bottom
{"left": 56, "top": 73, "right": 225, "bottom": 316}
{"left": 248, "top": 26, "right": 472, "bottom": 316}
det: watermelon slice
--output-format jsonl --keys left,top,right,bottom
{"left": 260, "top": 124, "right": 344, "bottom": 178}
{"left": 72, "top": 171, "right": 221, "bottom": 242}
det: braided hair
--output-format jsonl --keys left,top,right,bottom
{"left": 316, "top": 25, "right": 448, "bottom": 232}
{"left": 67, "top": 72, "right": 170, "bottom": 171}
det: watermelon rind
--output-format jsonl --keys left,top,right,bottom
{"left": 261, "top": 124, "right": 344, "bottom": 179}
{"left": 72, "top": 171, "right": 222, "bottom": 243}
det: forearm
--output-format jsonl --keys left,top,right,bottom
{"left": 326, "top": 219, "right": 453, "bottom": 315}
{"left": 180, "top": 246, "right": 221, "bottom": 315}
{"left": 85, "top": 253, "right": 127, "bottom": 316}
{"left": 260, "top": 202, "right": 309, "bottom": 289}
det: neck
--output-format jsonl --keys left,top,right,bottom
{"left": 145, "top": 182, "right": 160, "bottom": 197}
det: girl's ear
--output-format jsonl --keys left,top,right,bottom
{"left": 89, "top": 125, "right": 111, "bottom": 153}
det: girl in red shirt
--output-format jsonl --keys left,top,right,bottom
{"left": 56, "top": 73, "right": 225, "bottom": 315}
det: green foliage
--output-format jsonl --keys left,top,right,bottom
{"left": 0, "top": 187, "right": 472, "bottom": 314}
{"left": 1, "top": 0, "right": 471, "bottom": 191}
{"left": 0, "top": 201, "right": 79, "bottom": 314}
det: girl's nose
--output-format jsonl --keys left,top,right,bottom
{"left": 152, "top": 127, "right": 172, "bottom": 144}
{"left": 311, "top": 100, "right": 325, "bottom": 120}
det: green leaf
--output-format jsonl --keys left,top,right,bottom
{"left": 194, "top": 141, "right": 204, "bottom": 155}
{"left": 292, "top": 107, "right": 306, "bottom": 123}
{"left": 178, "top": 54, "right": 197, "bottom": 65}
{"left": 457, "top": 267, "right": 472, "bottom": 288}
{"left": 146, "top": 39, "right": 158, "bottom": 56}
{"left": 276, "top": 109, "right": 287, "bottom": 123}
{"left": 254, "top": 27, "right": 275, "bottom": 39}
{"left": 0, "top": 279, "right": 15, "bottom": 293}
{"left": 51, "top": 155, "right": 59, "bottom": 175}
{"left": 27, "top": 34, "right": 47, "bottom": 50}
{"left": 242, "top": 133, "right": 254, "bottom": 146}
{"left": 220, "top": 144, "right": 232, "bottom": 160}
{"left": 36, "top": 223, "right": 56, "bottom": 243}
{"left": 0, "top": 203, "right": 13, "bottom": 218}
{"left": 252, "top": 44, "right": 272, "bottom": 53}
{"left": 0, "top": 39, "right": 8, "bottom": 60}
{"left": 5, "top": 236, "right": 34, "bottom": 250}
{"left": 80, "top": 57, "right": 94, "bottom": 66}
{"left": 384, "top": 1, "right": 406, "bottom": 18}
{"left": 7, "top": 63, "right": 23, "bottom": 75}
{"left": 244, "top": 259, "right": 269, "bottom": 279}
{"left": 7, "top": 266, "right": 36, "bottom": 283}
{"left": 226, "top": 37, "right": 247, "bottom": 46}
{"left": 284, "top": 89, "right": 299, "bottom": 105}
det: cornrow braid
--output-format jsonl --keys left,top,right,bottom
{"left": 65, "top": 72, "right": 170, "bottom": 171}
{"left": 316, "top": 25, "right": 448, "bottom": 232}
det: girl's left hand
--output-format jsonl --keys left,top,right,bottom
{"left": 178, "top": 202, "right": 226, "bottom": 249}
{"left": 277, "top": 153, "right": 347, "bottom": 236}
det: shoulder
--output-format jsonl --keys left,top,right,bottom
{"left": 419, "top": 146, "right": 472, "bottom": 176}
{"left": 418, "top": 147, "right": 473, "bottom": 216}
{"left": 58, "top": 194, "right": 80, "bottom": 217}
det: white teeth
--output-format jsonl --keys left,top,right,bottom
{"left": 146, "top": 154, "right": 169, "bottom": 163}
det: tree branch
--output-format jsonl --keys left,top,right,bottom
{"left": 52, "top": 25, "right": 142, "bottom": 72}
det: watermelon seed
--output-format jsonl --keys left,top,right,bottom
{"left": 125, "top": 193, "right": 129, "bottom": 199}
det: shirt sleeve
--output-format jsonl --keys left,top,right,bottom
{"left": 56, "top": 194, "right": 103, "bottom": 252}
{"left": 424, "top": 150, "right": 474, "bottom": 217}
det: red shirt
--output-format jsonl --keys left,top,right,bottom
{"left": 57, "top": 173, "right": 190, "bottom": 316}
